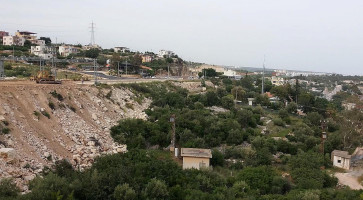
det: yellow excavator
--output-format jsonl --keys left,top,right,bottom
{"left": 32, "top": 70, "right": 61, "bottom": 84}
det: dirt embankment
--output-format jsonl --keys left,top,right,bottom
{"left": 0, "top": 81, "right": 150, "bottom": 191}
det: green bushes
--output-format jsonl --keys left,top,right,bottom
{"left": 50, "top": 90, "right": 64, "bottom": 101}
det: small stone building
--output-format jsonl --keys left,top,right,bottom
{"left": 181, "top": 148, "right": 212, "bottom": 170}
{"left": 331, "top": 148, "right": 363, "bottom": 170}
{"left": 331, "top": 150, "right": 351, "bottom": 170}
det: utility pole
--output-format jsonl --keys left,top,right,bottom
{"left": 117, "top": 61, "right": 120, "bottom": 77}
{"left": 125, "top": 60, "right": 128, "bottom": 75}
{"left": 320, "top": 120, "right": 327, "bottom": 169}
{"left": 170, "top": 114, "right": 176, "bottom": 153}
{"left": 12, "top": 46, "right": 15, "bottom": 63}
{"left": 93, "top": 58, "right": 97, "bottom": 84}
{"left": 261, "top": 55, "right": 265, "bottom": 95}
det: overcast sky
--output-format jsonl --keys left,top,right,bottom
{"left": 1, "top": 0, "right": 363, "bottom": 75}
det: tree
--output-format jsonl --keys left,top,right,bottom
{"left": 24, "top": 40, "right": 32, "bottom": 48}
{"left": 231, "top": 86, "right": 245, "bottom": 101}
{"left": 288, "top": 151, "right": 324, "bottom": 189}
{"left": 85, "top": 48, "right": 100, "bottom": 58}
{"left": 143, "top": 178, "right": 169, "bottom": 200}
{"left": 114, "top": 184, "right": 137, "bottom": 200}
{"left": 97, "top": 55, "right": 107, "bottom": 66}
{"left": 270, "top": 85, "right": 288, "bottom": 102}
{"left": 211, "top": 149, "right": 225, "bottom": 167}
{"left": 130, "top": 53, "right": 142, "bottom": 67}
{"left": 40, "top": 37, "right": 52, "bottom": 45}
{"left": 286, "top": 102, "right": 298, "bottom": 113}
{"left": 221, "top": 96, "right": 234, "bottom": 110}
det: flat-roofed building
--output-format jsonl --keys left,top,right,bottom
{"left": 2, "top": 35, "right": 25, "bottom": 46}
{"left": 0, "top": 31, "right": 9, "bottom": 39}
{"left": 59, "top": 45, "right": 80, "bottom": 57}
{"left": 114, "top": 47, "right": 130, "bottom": 53}
{"left": 181, "top": 148, "right": 212, "bottom": 170}
{"left": 331, "top": 150, "right": 351, "bottom": 170}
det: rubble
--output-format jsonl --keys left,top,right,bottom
{"left": 0, "top": 84, "right": 151, "bottom": 191}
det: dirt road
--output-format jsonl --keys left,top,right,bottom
{"left": 335, "top": 172, "right": 363, "bottom": 190}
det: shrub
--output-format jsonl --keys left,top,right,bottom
{"left": 105, "top": 91, "right": 112, "bottom": 99}
{"left": 125, "top": 103, "right": 134, "bottom": 110}
{"left": 50, "top": 90, "right": 64, "bottom": 101}
{"left": 69, "top": 105, "right": 76, "bottom": 112}
{"left": 48, "top": 101, "right": 56, "bottom": 110}
{"left": 2, "top": 120, "right": 9, "bottom": 126}
{"left": 41, "top": 111, "right": 51, "bottom": 119}
{"left": 114, "top": 183, "right": 136, "bottom": 200}
{"left": 33, "top": 111, "right": 40, "bottom": 119}
{"left": 273, "top": 118, "right": 285, "bottom": 127}
{"left": 0, "top": 179, "right": 19, "bottom": 198}
{"left": 1, "top": 128, "right": 10, "bottom": 134}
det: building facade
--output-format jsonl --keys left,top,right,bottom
{"left": 0, "top": 31, "right": 9, "bottom": 39}
{"left": 59, "top": 45, "right": 80, "bottom": 57}
{"left": 2, "top": 36, "right": 25, "bottom": 46}
{"left": 331, "top": 150, "right": 351, "bottom": 170}
{"left": 181, "top": 148, "right": 212, "bottom": 170}
{"left": 158, "top": 50, "right": 174, "bottom": 58}
{"left": 142, "top": 55, "right": 153, "bottom": 63}
{"left": 271, "top": 76, "right": 285, "bottom": 86}
{"left": 114, "top": 47, "right": 130, "bottom": 53}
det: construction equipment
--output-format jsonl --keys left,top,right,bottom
{"left": 33, "top": 70, "right": 61, "bottom": 84}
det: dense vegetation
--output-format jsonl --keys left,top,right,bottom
{"left": 1, "top": 76, "right": 363, "bottom": 199}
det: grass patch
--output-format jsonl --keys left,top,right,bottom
{"left": 268, "top": 129, "right": 290, "bottom": 137}
{"left": 56, "top": 71, "right": 83, "bottom": 81}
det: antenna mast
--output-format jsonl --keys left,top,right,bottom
{"left": 261, "top": 55, "right": 266, "bottom": 95}
{"left": 89, "top": 21, "right": 95, "bottom": 45}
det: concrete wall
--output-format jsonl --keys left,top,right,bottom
{"left": 333, "top": 155, "right": 350, "bottom": 170}
{"left": 182, "top": 157, "right": 210, "bottom": 170}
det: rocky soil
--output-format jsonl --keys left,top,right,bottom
{"left": 0, "top": 81, "right": 150, "bottom": 191}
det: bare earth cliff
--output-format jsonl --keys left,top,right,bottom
{"left": 0, "top": 81, "right": 151, "bottom": 191}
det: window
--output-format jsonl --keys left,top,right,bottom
{"left": 199, "top": 161, "right": 206, "bottom": 168}
{"left": 338, "top": 159, "right": 341, "bottom": 163}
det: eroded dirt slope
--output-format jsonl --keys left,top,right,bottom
{"left": 0, "top": 81, "right": 150, "bottom": 191}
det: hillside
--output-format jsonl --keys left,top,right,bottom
{"left": 0, "top": 81, "right": 150, "bottom": 191}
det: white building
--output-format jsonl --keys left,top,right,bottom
{"left": 31, "top": 45, "right": 55, "bottom": 60}
{"left": 223, "top": 69, "right": 237, "bottom": 77}
{"left": 59, "top": 45, "right": 80, "bottom": 57}
{"left": 331, "top": 150, "right": 351, "bottom": 170}
{"left": 114, "top": 47, "right": 130, "bottom": 53}
{"left": 158, "top": 50, "right": 174, "bottom": 58}
{"left": 2, "top": 35, "right": 25, "bottom": 46}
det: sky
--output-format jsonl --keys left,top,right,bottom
{"left": 1, "top": 0, "right": 363, "bottom": 75}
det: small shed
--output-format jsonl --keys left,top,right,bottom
{"left": 181, "top": 148, "right": 212, "bottom": 170}
{"left": 331, "top": 150, "right": 351, "bottom": 170}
